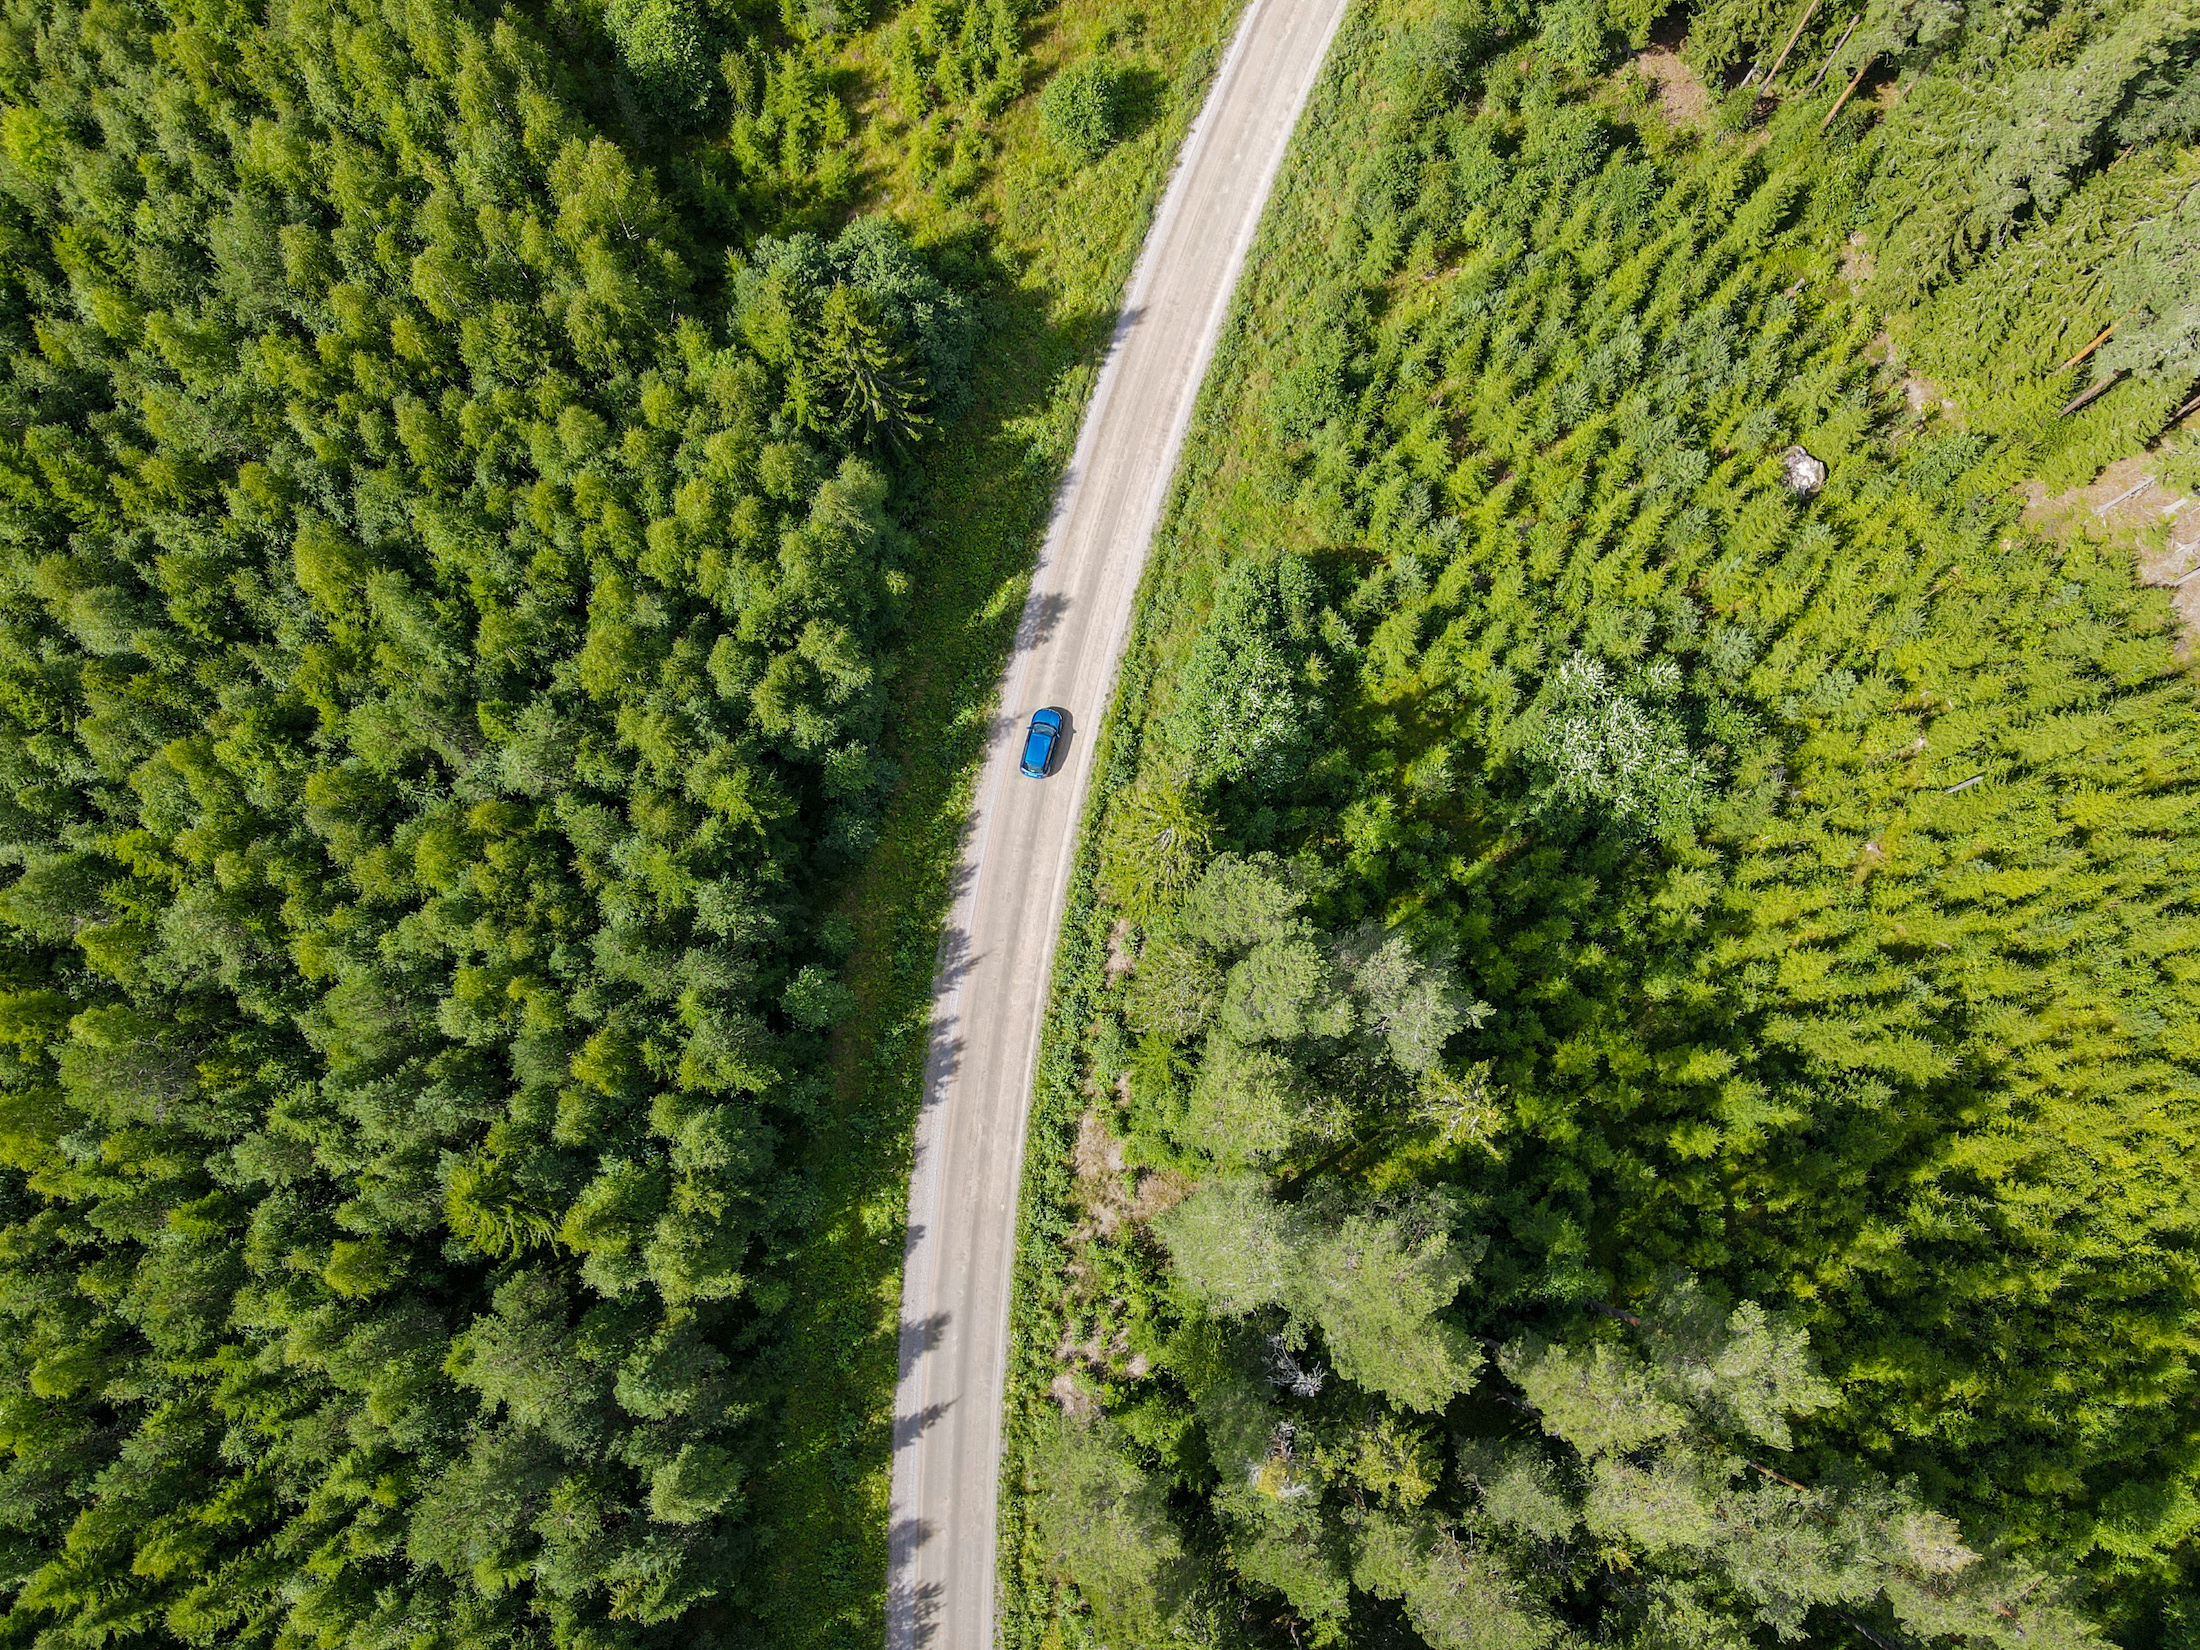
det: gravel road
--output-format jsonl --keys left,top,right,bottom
{"left": 885, "top": 1, "right": 1349, "bottom": 1643}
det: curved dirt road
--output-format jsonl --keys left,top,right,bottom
{"left": 886, "top": 0, "right": 1350, "bottom": 1643}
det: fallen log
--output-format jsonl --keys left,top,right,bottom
{"left": 1819, "top": 49, "right": 1876, "bottom": 129}
{"left": 2056, "top": 370, "right": 2125, "bottom": 418}
{"left": 1806, "top": 15, "right": 1859, "bottom": 90}
{"left": 1766, "top": 0, "right": 1823, "bottom": 81}
{"left": 2058, "top": 321, "right": 2116, "bottom": 372}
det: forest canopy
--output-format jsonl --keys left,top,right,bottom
{"left": 1010, "top": 0, "right": 2200, "bottom": 1646}
{"left": 2, "top": 0, "right": 2198, "bottom": 1642}
{"left": 0, "top": 0, "right": 980, "bottom": 1640}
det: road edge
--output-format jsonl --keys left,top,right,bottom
{"left": 885, "top": 0, "right": 1354, "bottom": 1644}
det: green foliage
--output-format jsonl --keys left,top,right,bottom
{"left": 1349, "top": 1510, "right": 1563, "bottom": 1650}
{"left": 1032, "top": 1412, "right": 1198, "bottom": 1642}
{"left": 1040, "top": 56, "right": 1128, "bottom": 163}
{"left": 2102, "top": 172, "right": 2200, "bottom": 384}
{"left": 1289, "top": 1199, "right": 1485, "bottom": 1410}
{"left": 887, "top": 0, "right": 1025, "bottom": 121}
{"left": 1455, "top": 1285, "right": 2100, "bottom": 1649}
{"left": 1682, "top": 0, "right": 1792, "bottom": 79}
{"left": 1013, "top": 1, "right": 2200, "bottom": 1644}
{"left": 1160, "top": 1178, "right": 1487, "bottom": 1415}
{"left": 1096, "top": 774, "right": 1215, "bottom": 921}
{"left": 1522, "top": 652, "right": 1709, "bottom": 837}
{"left": 884, "top": 0, "right": 1023, "bottom": 195}
{"left": 607, "top": 0, "right": 719, "bottom": 127}
{"left": 1899, "top": 147, "right": 2200, "bottom": 485}
{"left": 1867, "top": 0, "right": 2200, "bottom": 310}
{"left": 1667, "top": 0, "right": 2200, "bottom": 473}
{"left": 1155, "top": 552, "right": 1333, "bottom": 800}
{"left": 724, "top": 41, "right": 859, "bottom": 214}
{"left": 1776, "top": 0, "right": 2200, "bottom": 478}
{"left": 736, "top": 214, "right": 977, "bottom": 437}
{"left": 0, "top": 0, "right": 972, "bottom": 1638}
{"left": 1121, "top": 853, "right": 1475, "bottom": 1169}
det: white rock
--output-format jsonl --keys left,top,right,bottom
{"left": 1783, "top": 444, "right": 1827, "bottom": 497}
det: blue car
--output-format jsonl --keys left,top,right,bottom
{"left": 1019, "top": 708, "right": 1063, "bottom": 777}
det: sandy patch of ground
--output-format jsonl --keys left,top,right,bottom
{"left": 2023, "top": 453, "right": 2200, "bottom": 655}
{"left": 1128, "top": 1166, "right": 1194, "bottom": 1225}
{"left": 1069, "top": 1105, "right": 1195, "bottom": 1234}
{"left": 1104, "top": 917, "right": 1135, "bottom": 983}
{"left": 1051, "top": 1186, "right": 1144, "bottom": 1391}
{"left": 1901, "top": 368, "right": 1956, "bottom": 419}
{"left": 1840, "top": 231, "right": 1876, "bottom": 294}
{"left": 1070, "top": 1107, "right": 1131, "bottom": 1240}
{"left": 1633, "top": 43, "right": 1711, "bottom": 129}
{"left": 1047, "top": 1371, "right": 1096, "bottom": 1416}
{"left": 1072, "top": 1106, "right": 1126, "bottom": 1180}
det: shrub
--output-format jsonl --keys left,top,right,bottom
{"left": 606, "top": 0, "right": 717, "bottom": 127}
{"left": 1040, "top": 57, "right": 1126, "bottom": 162}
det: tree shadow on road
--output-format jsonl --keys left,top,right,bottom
{"left": 731, "top": 197, "right": 1140, "bottom": 1650}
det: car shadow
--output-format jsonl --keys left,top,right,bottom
{"left": 1043, "top": 706, "right": 1074, "bottom": 775}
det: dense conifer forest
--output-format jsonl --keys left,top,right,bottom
{"left": 1, "top": 0, "right": 2195, "bottom": 1640}
{"left": 0, "top": 0, "right": 953, "bottom": 1638}
{"left": 1007, "top": 0, "right": 2200, "bottom": 1646}
{"left": 0, "top": 0, "right": 1249, "bottom": 1638}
